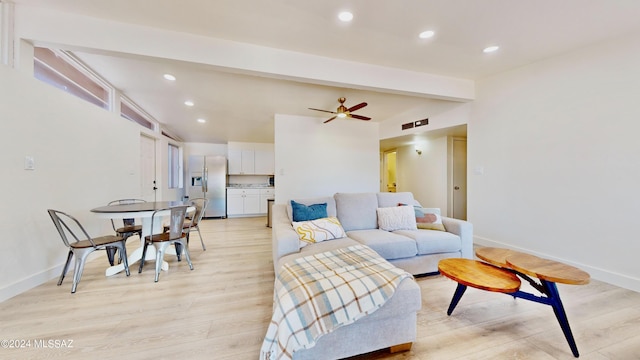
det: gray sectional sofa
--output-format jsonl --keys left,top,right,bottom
{"left": 270, "top": 192, "right": 473, "bottom": 360}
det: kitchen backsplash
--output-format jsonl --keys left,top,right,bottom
{"left": 227, "top": 174, "right": 272, "bottom": 187}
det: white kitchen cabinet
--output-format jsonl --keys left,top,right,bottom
{"left": 228, "top": 149, "right": 255, "bottom": 175}
{"left": 254, "top": 148, "right": 274, "bottom": 175}
{"left": 226, "top": 190, "right": 245, "bottom": 215}
{"left": 227, "top": 188, "right": 261, "bottom": 216}
{"left": 259, "top": 188, "right": 275, "bottom": 213}
{"left": 244, "top": 192, "right": 261, "bottom": 214}
{"left": 228, "top": 142, "right": 274, "bottom": 175}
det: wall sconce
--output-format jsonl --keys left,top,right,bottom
{"left": 415, "top": 149, "right": 422, "bottom": 155}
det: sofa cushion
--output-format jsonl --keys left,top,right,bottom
{"left": 393, "top": 229, "right": 462, "bottom": 255}
{"left": 290, "top": 200, "right": 327, "bottom": 222}
{"left": 334, "top": 192, "right": 379, "bottom": 231}
{"left": 346, "top": 229, "right": 417, "bottom": 260}
{"left": 377, "top": 192, "right": 415, "bottom": 208}
{"left": 376, "top": 206, "right": 417, "bottom": 231}
{"left": 293, "top": 217, "right": 347, "bottom": 247}
{"left": 286, "top": 197, "right": 337, "bottom": 223}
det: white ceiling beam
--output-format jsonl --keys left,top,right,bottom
{"left": 13, "top": 5, "right": 474, "bottom": 102}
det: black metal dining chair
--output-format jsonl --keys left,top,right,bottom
{"left": 139, "top": 205, "right": 193, "bottom": 282}
{"left": 48, "top": 209, "right": 130, "bottom": 293}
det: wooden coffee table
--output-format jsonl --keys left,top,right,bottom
{"left": 439, "top": 248, "right": 590, "bottom": 358}
{"left": 438, "top": 258, "right": 521, "bottom": 314}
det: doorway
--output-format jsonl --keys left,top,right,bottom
{"left": 451, "top": 138, "right": 467, "bottom": 220}
{"left": 383, "top": 150, "right": 397, "bottom": 193}
{"left": 140, "top": 135, "right": 157, "bottom": 201}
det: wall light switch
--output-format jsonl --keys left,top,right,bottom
{"left": 25, "top": 156, "right": 35, "bottom": 170}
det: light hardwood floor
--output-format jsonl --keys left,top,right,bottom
{"left": 1, "top": 217, "right": 639, "bottom": 359}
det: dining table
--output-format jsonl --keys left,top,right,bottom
{"left": 91, "top": 201, "right": 195, "bottom": 276}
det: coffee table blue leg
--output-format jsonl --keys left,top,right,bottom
{"left": 543, "top": 280, "right": 580, "bottom": 358}
{"left": 447, "top": 283, "right": 468, "bottom": 315}
{"left": 512, "top": 280, "right": 580, "bottom": 357}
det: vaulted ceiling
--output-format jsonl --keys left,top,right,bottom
{"left": 13, "top": 0, "right": 640, "bottom": 145}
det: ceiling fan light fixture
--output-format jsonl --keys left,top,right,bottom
{"left": 337, "top": 113, "right": 347, "bottom": 118}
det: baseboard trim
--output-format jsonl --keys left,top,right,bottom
{"left": 474, "top": 236, "right": 640, "bottom": 293}
{"left": 0, "top": 263, "right": 64, "bottom": 303}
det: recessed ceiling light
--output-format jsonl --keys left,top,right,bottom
{"left": 419, "top": 30, "right": 435, "bottom": 39}
{"left": 483, "top": 46, "right": 500, "bottom": 53}
{"left": 197, "top": 118, "right": 206, "bottom": 123}
{"left": 163, "top": 73, "right": 176, "bottom": 81}
{"left": 338, "top": 11, "right": 353, "bottom": 22}
{"left": 184, "top": 100, "right": 194, "bottom": 107}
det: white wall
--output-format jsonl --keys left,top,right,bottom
{"left": 396, "top": 137, "right": 449, "bottom": 213}
{"left": 183, "top": 142, "right": 227, "bottom": 158}
{"left": 0, "top": 64, "right": 175, "bottom": 301}
{"left": 469, "top": 30, "right": 640, "bottom": 292}
{"left": 379, "top": 101, "right": 470, "bottom": 140}
{"left": 274, "top": 114, "right": 380, "bottom": 203}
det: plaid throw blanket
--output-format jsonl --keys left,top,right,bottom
{"left": 260, "top": 244, "right": 412, "bottom": 360}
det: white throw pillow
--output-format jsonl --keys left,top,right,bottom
{"left": 293, "top": 217, "right": 347, "bottom": 247}
{"left": 376, "top": 206, "right": 417, "bottom": 231}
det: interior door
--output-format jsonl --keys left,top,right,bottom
{"left": 452, "top": 138, "right": 467, "bottom": 220}
{"left": 140, "top": 135, "right": 157, "bottom": 201}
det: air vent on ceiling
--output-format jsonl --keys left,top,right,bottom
{"left": 401, "top": 122, "right": 414, "bottom": 130}
{"left": 402, "top": 118, "right": 429, "bottom": 130}
{"left": 414, "top": 118, "right": 428, "bottom": 127}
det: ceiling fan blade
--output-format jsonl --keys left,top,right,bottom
{"left": 323, "top": 116, "right": 337, "bottom": 123}
{"left": 309, "top": 107, "right": 337, "bottom": 114}
{"left": 347, "top": 102, "right": 367, "bottom": 112}
{"left": 350, "top": 114, "right": 371, "bottom": 121}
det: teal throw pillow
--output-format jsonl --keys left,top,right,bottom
{"left": 291, "top": 200, "right": 328, "bottom": 222}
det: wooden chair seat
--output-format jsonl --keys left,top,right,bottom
{"left": 116, "top": 224, "right": 142, "bottom": 234}
{"left": 145, "top": 232, "right": 187, "bottom": 243}
{"left": 70, "top": 235, "right": 126, "bottom": 249}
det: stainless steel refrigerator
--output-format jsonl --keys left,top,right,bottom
{"left": 188, "top": 155, "right": 227, "bottom": 218}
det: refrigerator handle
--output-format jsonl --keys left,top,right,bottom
{"left": 203, "top": 167, "right": 208, "bottom": 193}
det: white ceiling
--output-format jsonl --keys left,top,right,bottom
{"left": 14, "top": 0, "right": 640, "bottom": 145}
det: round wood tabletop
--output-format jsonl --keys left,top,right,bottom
{"left": 476, "top": 247, "right": 590, "bottom": 285}
{"left": 475, "top": 247, "right": 515, "bottom": 267}
{"left": 438, "top": 258, "right": 521, "bottom": 293}
{"left": 506, "top": 252, "right": 590, "bottom": 285}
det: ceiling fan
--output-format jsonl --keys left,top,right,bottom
{"left": 309, "top": 97, "right": 371, "bottom": 123}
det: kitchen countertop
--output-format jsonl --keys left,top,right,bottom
{"left": 227, "top": 185, "right": 274, "bottom": 189}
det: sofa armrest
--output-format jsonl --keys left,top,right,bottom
{"left": 272, "top": 204, "right": 300, "bottom": 271}
{"left": 441, "top": 217, "right": 474, "bottom": 259}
